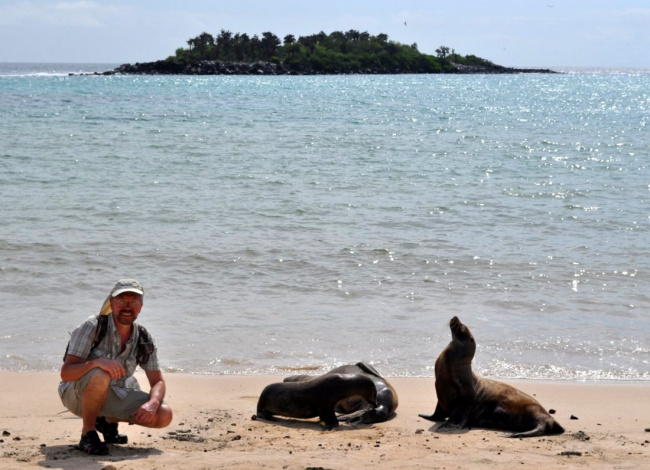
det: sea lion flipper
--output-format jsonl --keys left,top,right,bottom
{"left": 337, "top": 408, "right": 367, "bottom": 423}
{"left": 418, "top": 413, "right": 437, "bottom": 422}
{"left": 507, "top": 418, "right": 565, "bottom": 438}
{"left": 254, "top": 411, "right": 276, "bottom": 422}
{"left": 319, "top": 409, "right": 339, "bottom": 431}
{"left": 506, "top": 426, "right": 546, "bottom": 438}
{"left": 419, "top": 402, "right": 448, "bottom": 422}
{"left": 448, "top": 406, "right": 472, "bottom": 427}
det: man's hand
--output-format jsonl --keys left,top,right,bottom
{"left": 60, "top": 354, "right": 125, "bottom": 382}
{"left": 94, "top": 358, "right": 126, "bottom": 379}
{"left": 132, "top": 399, "right": 160, "bottom": 425}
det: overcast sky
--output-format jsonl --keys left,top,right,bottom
{"left": 0, "top": 0, "right": 648, "bottom": 68}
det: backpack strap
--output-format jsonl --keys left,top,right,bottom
{"left": 63, "top": 314, "right": 108, "bottom": 362}
{"left": 92, "top": 314, "right": 109, "bottom": 351}
{"left": 136, "top": 324, "right": 153, "bottom": 365}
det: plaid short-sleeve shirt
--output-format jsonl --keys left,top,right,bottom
{"left": 58, "top": 314, "right": 160, "bottom": 399}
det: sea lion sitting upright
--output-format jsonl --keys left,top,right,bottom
{"left": 255, "top": 373, "right": 377, "bottom": 430}
{"left": 419, "top": 316, "right": 564, "bottom": 438}
{"left": 284, "top": 362, "right": 398, "bottom": 423}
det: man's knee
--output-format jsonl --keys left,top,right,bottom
{"left": 155, "top": 404, "right": 173, "bottom": 428}
{"left": 84, "top": 368, "right": 111, "bottom": 393}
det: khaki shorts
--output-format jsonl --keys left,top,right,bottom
{"left": 60, "top": 369, "right": 152, "bottom": 421}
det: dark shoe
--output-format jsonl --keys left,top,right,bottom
{"left": 96, "top": 416, "right": 128, "bottom": 444}
{"left": 79, "top": 430, "right": 109, "bottom": 455}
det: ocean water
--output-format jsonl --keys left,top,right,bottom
{"left": 1, "top": 63, "right": 648, "bottom": 380}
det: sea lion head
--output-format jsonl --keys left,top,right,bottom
{"left": 449, "top": 316, "right": 476, "bottom": 359}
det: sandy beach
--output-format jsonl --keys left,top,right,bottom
{"left": 0, "top": 371, "right": 648, "bottom": 469}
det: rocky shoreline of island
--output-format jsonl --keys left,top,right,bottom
{"left": 84, "top": 59, "right": 556, "bottom": 76}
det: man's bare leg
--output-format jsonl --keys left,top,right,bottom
{"left": 80, "top": 369, "right": 110, "bottom": 435}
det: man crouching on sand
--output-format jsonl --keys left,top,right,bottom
{"left": 59, "top": 279, "right": 173, "bottom": 455}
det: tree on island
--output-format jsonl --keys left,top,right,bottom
{"left": 436, "top": 46, "right": 451, "bottom": 59}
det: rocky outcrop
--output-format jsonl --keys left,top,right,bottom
{"left": 451, "top": 63, "right": 556, "bottom": 74}
{"left": 110, "top": 60, "right": 288, "bottom": 75}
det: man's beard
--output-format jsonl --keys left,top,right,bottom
{"left": 115, "top": 309, "right": 137, "bottom": 325}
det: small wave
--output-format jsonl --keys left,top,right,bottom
{"left": 274, "top": 365, "right": 322, "bottom": 372}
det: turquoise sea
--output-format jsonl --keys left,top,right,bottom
{"left": 1, "top": 63, "right": 648, "bottom": 380}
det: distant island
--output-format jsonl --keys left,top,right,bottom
{"left": 98, "top": 30, "right": 556, "bottom": 76}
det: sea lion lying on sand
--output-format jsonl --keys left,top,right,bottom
{"left": 284, "top": 362, "right": 398, "bottom": 423}
{"left": 419, "top": 316, "right": 564, "bottom": 438}
{"left": 255, "top": 373, "right": 377, "bottom": 430}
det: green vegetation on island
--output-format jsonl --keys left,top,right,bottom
{"left": 174, "top": 30, "right": 488, "bottom": 73}
{"left": 107, "top": 30, "right": 556, "bottom": 75}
